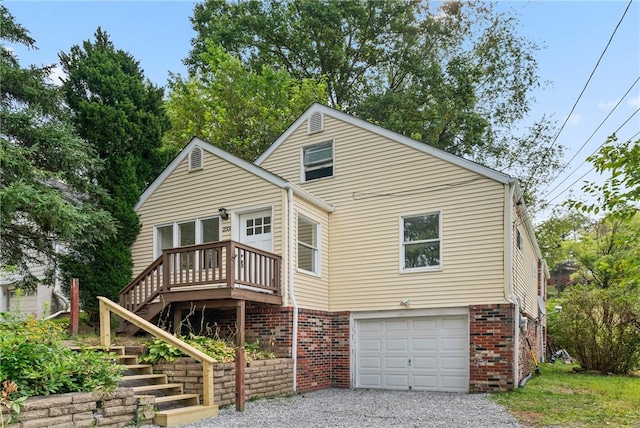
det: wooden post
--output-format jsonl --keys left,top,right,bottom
{"left": 99, "top": 298, "right": 111, "bottom": 348}
{"left": 69, "top": 278, "right": 79, "bottom": 335}
{"left": 173, "top": 308, "right": 182, "bottom": 335}
{"left": 235, "top": 300, "right": 246, "bottom": 412}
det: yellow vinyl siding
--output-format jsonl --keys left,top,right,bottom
{"left": 131, "top": 150, "right": 284, "bottom": 280}
{"left": 261, "top": 115, "right": 508, "bottom": 311}
{"left": 513, "top": 207, "right": 540, "bottom": 317}
{"left": 291, "top": 199, "right": 330, "bottom": 311}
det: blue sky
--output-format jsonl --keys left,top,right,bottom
{"left": 6, "top": 1, "right": 640, "bottom": 220}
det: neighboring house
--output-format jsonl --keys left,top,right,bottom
{"left": 0, "top": 262, "right": 67, "bottom": 318}
{"left": 124, "top": 103, "right": 549, "bottom": 393}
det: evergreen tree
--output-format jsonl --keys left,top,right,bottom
{"left": 59, "top": 29, "right": 170, "bottom": 318}
{"left": 0, "top": 6, "right": 115, "bottom": 288}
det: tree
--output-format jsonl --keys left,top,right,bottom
{"left": 0, "top": 6, "right": 115, "bottom": 288}
{"left": 165, "top": 44, "right": 327, "bottom": 160}
{"left": 187, "top": 0, "right": 563, "bottom": 199}
{"left": 571, "top": 134, "right": 640, "bottom": 219}
{"left": 58, "top": 29, "right": 170, "bottom": 318}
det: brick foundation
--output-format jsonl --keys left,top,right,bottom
{"left": 518, "top": 314, "right": 544, "bottom": 380}
{"left": 469, "top": 304, "right": 516, "bottom": 392}
{"left": 184, "top": 306, "right": 350, "bottom": 393}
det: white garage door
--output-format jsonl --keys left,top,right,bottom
{"left": 355, "top": 315, "right": 469, "bottom": 392}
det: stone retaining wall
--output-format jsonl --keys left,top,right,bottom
{"left": 154, "top": 357, "right": 293, "bottom": 406}
{"left": 4, "top": 388, "right": 146, "bottom": 428}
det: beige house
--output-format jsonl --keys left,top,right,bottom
{"left": 126, "top": 103, "right": 548, "bottom": 393}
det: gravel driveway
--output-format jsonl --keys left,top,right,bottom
{"left": 166, "top": 388, "right": 522, "bottom": 428}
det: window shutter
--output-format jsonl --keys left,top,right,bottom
{"left": 189, "top": 147, "right": 203, "bottom": 171}
{"left": 307, "top": 112, "right": 324, "bottom": 134}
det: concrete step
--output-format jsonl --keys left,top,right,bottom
{"left": 154, "top": 405, "right": 219, "bottom": 427}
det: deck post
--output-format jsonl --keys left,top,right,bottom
{"left": 69, "top": 278, "right": 79, "bottom": 335}
{"left": 235, "top": 300, "right": 246, "bottom": 412}
{"left": 99, "top": 298, "right": 111, "bottom": 348}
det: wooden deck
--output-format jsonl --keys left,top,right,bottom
{"left": 119, "top": 240, "right": 282, "bottom": 328}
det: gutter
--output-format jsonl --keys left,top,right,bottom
{"left": 507, "top": 182, "right": 520, "bottom": 388}
{"left": 287, "top": 187, "right": 299, "bottom": 392}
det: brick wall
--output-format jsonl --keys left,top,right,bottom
{"left": 154, "top": 357, "right": 293, "bottom": 406}
{"left": 191, "top": 306, "right": 350, "bottom": 393}
{"left": 469, "top": 304, "right": 516, "bottom": 392}
{"left": 5, "top": 388, "right": 143, "bottom": 428}
{"left": 518, "top": 315, "right": 543, "bottom": 379}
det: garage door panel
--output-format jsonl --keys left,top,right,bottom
{"left": 413, "top": 338, "right": 437, "bottom": 351}
{"left": 359, "top": 374, "right": 382, "bottom": 388}
{"left": 412, "top": 375, "right": 437, "bottom": 389}
{"left": 360, "top": 356, "right": 382, "bottom": 369}
{"left": 356, "top": 315, "right": 469, "bottom": 393}
{"left": 384, "top": 374, "right": 410, "bottom": 389}
{"left": 384, "top": 356, "right": 409, "bottom": 369}
{"left": 360, "top": 338, "right": 382, "bottom": 351}
{"left": 412, "top": 356, "right": 437, "bottom": 370}
{"left": 385, "top": 338, "right": 409, "bottom": 351}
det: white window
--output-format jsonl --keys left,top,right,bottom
{"left": 302, "top": 141, "right": 333, "bottom": 181}
{"left": 154, "top": 216, "right": 220, "bottom": 258}
{"left": 401, "top": 213, "right": 441, "bottom": 271}
{"left": 297, "top": 215, "right": 319, "bottom": 274}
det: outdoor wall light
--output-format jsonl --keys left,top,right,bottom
{"left": 218, "top": 207, "right": 229, "bottom": 220}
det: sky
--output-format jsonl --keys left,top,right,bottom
{"left": 5, "top": 0, "right": 640, "bottom": 222}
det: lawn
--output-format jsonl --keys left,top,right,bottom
{"left": 491, "top": 363, "right": 640, "bottom": 427}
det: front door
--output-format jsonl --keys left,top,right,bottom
{"left": 239, "top": 210, "right": 272, "bottom": 252}
{"left": 237, "top": 210, "right": 273, "bottom": 285}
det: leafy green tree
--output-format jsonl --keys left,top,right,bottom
{"left": 571, "top": 134, "right": 640, "bottom": 219}
{"left": 58, "top": 29, "right": 170, "bottom": 318}
{"left": 535, "top": 207, "right": 590, "bottom": 270}
{"left": 0, "top": 6, "right": 115, "bottom": 289}
{"left": 165, "top": 44, "right": 327, "bottom": 160}
{"left": 187, "top": 0, "right": 562, "bottom": 197}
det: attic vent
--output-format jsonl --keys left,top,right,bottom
{"left": 307, "top": 111, "right": 324, "bottom": 134}
{"left": 189, "top": 147, "right": 203, "bottom": 171}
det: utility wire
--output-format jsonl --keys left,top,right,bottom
{"left": 523, "top": 0, "right": 634, "bottom": 191}
{"left": 538, "top": 75, "right": 640, "bottom": 197}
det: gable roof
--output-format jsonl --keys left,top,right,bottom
{"left": 135, "top": 137, "right": 334, "bottom": 213}
{"left": 255, "top": 103, "right": 516, "bottom": 185}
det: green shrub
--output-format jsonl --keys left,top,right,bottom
{"left": 139, "top": 335, "right": 275, "bottom": 364}
{"left": 550, "top": 285, "right": 640, "bottom": 374}
{"left": 0, "top": 315, "right": 123, "bottom": 398}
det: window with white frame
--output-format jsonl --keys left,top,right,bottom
{"left": 302, "top": 140, "right": 333, "bottom": 181}
{"left": 401, "top": 213, "right": 441, "bottom": 271}
{"left": 154, "top": 216, "right": 220, "bottom": 258}
{"left": 297, "top": 215, "right": 319, "bottom": 274}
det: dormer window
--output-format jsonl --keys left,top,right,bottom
{"left": 188, "top": 147, "right": 203, "bottom": 171}
{"left": 302, "top": 140, "right": 333, "bottom": 182}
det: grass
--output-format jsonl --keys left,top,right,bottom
{"left": 491, "top": 363, "right": 640, "bottom": 427}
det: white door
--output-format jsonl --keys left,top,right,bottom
{"left": 239, "top": 210, "right": 272, "bottom": 252}
{"left": 355, "top": 315, "right": 469, "bottom": 392}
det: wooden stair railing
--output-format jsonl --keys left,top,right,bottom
{"left": 98, "top": 296, "right": 217, "bottom": 426}
{"left": 119, "top": 241, "right": 282, "bottom": 325}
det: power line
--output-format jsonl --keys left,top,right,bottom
{"left": 538, "top": 75, "right": 640, "bottom": 196}
{"left": 523, "top": 0, "right": 635, "bottom": 191}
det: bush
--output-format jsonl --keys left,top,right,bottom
{"left": 0, "top": 314, "right": 123, "bottom": 398}
{"left": 550, "top": 285, "right": 640, "bottom": 374}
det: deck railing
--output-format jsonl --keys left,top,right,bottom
{"left": 119, "top": 240, "right": 281, "bottom": 313}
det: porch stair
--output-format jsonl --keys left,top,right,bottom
{"left": 69, "top": 345, "right": 218, "bottom": 426}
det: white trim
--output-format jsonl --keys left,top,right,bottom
{"left": 349, "top": 308, "right": 470, "bottom": 391}
{"left": 399, "top": 211, "right": 442, "bottom": 273}
{"left": 231, "top": 204, "right": 274, "bottom": 242}
{"left": 300, "top": 139, "right": 334, "bottom": 183}
{"left": 256, "top": 103, "right": 514, "bottom": 185}
{"left": 296, "top": 214, "right": 321, "bottom": 276}
{"left": 153, "top": 216, "right": 222, "bottom": 259}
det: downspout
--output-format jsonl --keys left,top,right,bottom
{"left": 287, "top": 187, "right": 299, "bottom": 392}
{"left": 506, "top": 182, "right": 520, "bottom": 388}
